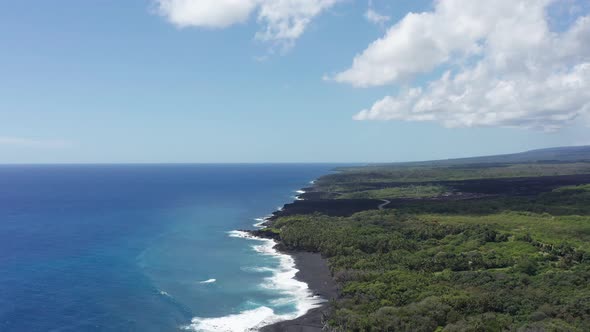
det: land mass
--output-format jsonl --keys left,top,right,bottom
{"left": 257, "top": 146, "right": 590, "bottom": 331}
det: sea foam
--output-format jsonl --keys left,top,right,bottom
{"left": 184, "top": 230, "right": 324, "bottom": 332}
{"left": 294, "top": 189, "right": 306, "bottom": 201}
{"left": 199, "top": 279, "right": 217, "bottom": 284}
{"left": 251, "top": 239, "right": 323, "bottom": 318}
{"left": 240, "top": 266, "right": 274, "bottom": 273}
{"left": 184, "top": 306, "right": 277, "bottom": 332}
{"left": 227, "top": 230, "right": 256, "bottom": 239}
{"left": 252, "top": 217, "right": 271, "bottom": 228}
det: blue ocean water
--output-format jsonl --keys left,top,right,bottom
{"left": 0, "top": 164, "right": 336, "bottom": 332}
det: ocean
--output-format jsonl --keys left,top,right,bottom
{"left": 0, "top": 164, "right": 336, "bottom": 332}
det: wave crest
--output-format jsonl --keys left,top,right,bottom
{"left": 199, "top": 279, "right": 216, "bottom": 284}
{"left": 187, "top": 231, "right": 324, "bottom": 331}
{"left": 184, "top": 306, "right": 278, "bottom": 332}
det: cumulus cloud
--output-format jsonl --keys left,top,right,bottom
{"left": 155, "top": 0, "right": 339, "bottom": 49}
{"left": 354, "top": 63, "right": 590, "bottom": 131}
{"left": 333, "top": 0, "right": 590, "bottom": 130}
{"left": 154, "top": 0, "right": 257, "bottom": 28}
{"left": 256, "top": 0, "right": 339, "bottom": 49}
{"left": 0, "top": 137, "right": 72, "bottom": 149}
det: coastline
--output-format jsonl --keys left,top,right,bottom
{"left": 250, "top": 187, "right": 338, "bottom": 332}
{"left": 183, "top": 179, "right": 339, "bottom": 332}
{"left": 188, "top": 181, "right": 338, "bottom": 332}
{"left": 259, "top": 251, "right": 336, "bottom": 332}
{"left": 188, "top": 229, "right": 329, "bottom": 332}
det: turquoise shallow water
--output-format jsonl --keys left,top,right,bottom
{"left": 0, "top": 164, "right": 336, "bottom": 331}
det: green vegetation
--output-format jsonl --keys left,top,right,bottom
{"left": 316, "top": 162, "right": 590, "bottom": 193}
{"left": 391, "top": 185, "right": 590, "bottom": 217}
{"left": 419, "top": 213, "right": 590, "bottom": 251}
{"left": 266, "top": 158, "right": 590, "bottom": 331}
{"left": 338, "top": 185, "right": 448, "bottom": 199}
{"left": 553, "top": 184, "right": 590, "bottom": 193}
{"left": 270, "top": 210, "right": 590, "bottom": 330}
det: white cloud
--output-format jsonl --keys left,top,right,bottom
{"left": 332, "top": 0, "right": 546, "bottom": 87}
{"left": 0, "top": 137, "right": 72, "bottom": 149}
{"left": 365, "top": 8, "right": 390, "bottom": 26}
{"left": 155, "top": 0, "right": 340, "bottom": 49}
{"left": 256, "top": 0, "right": 339, "bottom": 50}
{"left": 334, "top": 0, "right": 590, "bottom": 130}
{"left": 155, "top": 0, "right": 257, "bottom": 28}
{"left": 354, "top": 62, "right": 590, "bottom": 131}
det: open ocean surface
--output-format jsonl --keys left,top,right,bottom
{"left": 0, "top": 164, "right": 337, "bottom": 332}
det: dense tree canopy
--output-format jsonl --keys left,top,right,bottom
{"left": 264, "top": 163, "right": 590, "bottom": 331}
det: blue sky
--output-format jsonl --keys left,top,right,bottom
{"left": 1, "top": 0, "right": 589, "bottom": 163}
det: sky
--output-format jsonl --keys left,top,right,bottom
{"left": 1, "top": 0, "right": 589, "bottom": 163}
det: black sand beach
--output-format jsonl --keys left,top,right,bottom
{"left": 253, "top": 182, "right": 386, "bottom": 331}
{"left": 260, "top": 252, "right": 337, "bottom": 332}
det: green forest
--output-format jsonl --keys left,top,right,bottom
{"left": 261, "top": 160, "right": 590, "bottom": 331}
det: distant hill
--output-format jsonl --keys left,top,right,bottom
{"left": 391, "top": 146, "right": 590, "bottom": 167}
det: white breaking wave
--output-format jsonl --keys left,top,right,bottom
{"left": 184, "top": 231, "right": 324, "bottom": 332}
{"left": 251, "top": 239, "right": 323, "bottom": 318}
{"left": 199, "top": 279, "right": 217, "bottom": 284}
{"left": 184, "top": 306, "right": 279, "bottom": 332}
{"left": 252, "top": 220, "right": 266, "bottom": 228}
{"left": 253, "top": 217, "right": 271, "bottom": 228}
{"left": 228, "top": 230, "right": 256, "bottom": 239}
{"left": 241, "top": 266, "right": 274, "bottom": 273}
{"left": 293, "top": 190, "right": 306, "bottom": 201}
{"left": 253, "top": 220, "right": 266, "bottom": 228}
